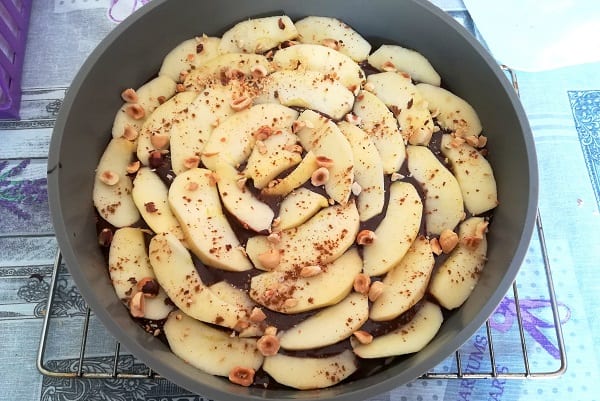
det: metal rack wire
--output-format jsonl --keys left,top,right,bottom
{"left": 36, "top": 67, "right": 567, "bottom": 383}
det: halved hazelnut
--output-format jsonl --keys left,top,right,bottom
{"left": 315, "top": 155, "right": 334, "bottom": 168}
{"left": 183, "top": 156, "right": 200, "bottom": 169}
{"left": 98, "top": 228, "right": 113, "bottom": 247}
{"left": 430, "top": 237, "right": 443, "bottom": 256}
{"left": 439, "top": 229, "right": 459, "bottom": 254}
{"left": 353, "top": 330, "right": 373, "bottom": 344}
{"left": 206, "top": 171, "right": 220, "bottom": 186}
{"left": 300, "top": 265, "right": 322, "bottom": 278}
{"left": 251, "top": 64, "right": 268, "bottom": 78}
{"left": 229, "top": 366, "right": 255, "bottom": 387}
{"left": 129, "top": 291, "right": 145, "bottom": 318}
{"left": 151, "top": 133, "right": 170, "bottom": 149}
{"left": 311, "top": 167, "right": 330, "bottom": 186}
{"left": 291, "top": 120, "right": 306, "bottom": 134}
{"left": 123, "top": 125, "right": 139, "bottom": 140}
{"left": 126, "top": 160, "right": 141, "bottom": 174}
{"left": 185, "top": 181, "right": 199, "bottom": 191}
{"left": 253, "top": 125, "right": 273, "bottom": 141}
{"left": 465, "top": 135, "right": 479, "bottom": 147}
{"left": 249, "top": 307, "right": 267, "bottom": 323}
{"left": 283, "top": 298, "right": 298, "bottom": 308}
{"left": 353, "top": 273, "right": 371, "bottom": 295}
{"left": 121, "top": 88, "right": 138, "bottom": 103}
{"left": 137, "top": 277, "right": 160, "bottom": 298}
{"left": 176, "top": 83, "right": 185, "bottom": 92}
{"left": 258, "top": 248, "right": 281, "bottom": 270}
{"left": 356, "top": 229, "right": 377, "bottom": 245}
{"left": 125, "top": 104, "right": 145, "bottom": 120}
{"left": 478, "top": 135, "right": 488, "bottom": 148}
{"left": 257, "top": 334, "right": 280, "bottom": 356}
{"left": 267, "top": 232, "right": 281, "bottom": 244}
{"left": 368, "top": 281, "right": 384, "bottom": 302}
{"left": 230, "top": 96, "right": 252, "bottom": 111}
{"left": 321, "top": 38, "right": 340, "bottom": 50}
{"left": 99, "top": 170, "right": 119, "bottom": 186}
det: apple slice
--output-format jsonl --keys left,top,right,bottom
{"left": 277, "top": 188, "right": 329, "bottom": 230}
{"left": 370, "top": 236, "right": 434, "bottom": 321}
{"left": 353, "top": 301, "right": 443, "bottom": 358}
{"left": 137, "top": 91, "right": 198, "bottom": 166}
{"left": 201, "top": 103, "right": 298, "bottom": 171}
{"left": 218, "top": 15, "right": 298, "bottom": 54}
{"left": 246, "top": 201, "right": 359, "bottom": 272}
{"left": 255, "top": 70, "right": 354, "bottom": 120}
{"left": 93, "top": 138, "right": 140, "bottom": 227}
{"left": 416, "top": 83, "right": 482, "bottom": 137}
{"left": 337, "top": 121, "right": 385, "bottom": 221}
{"left": 279, "top": 293, "right": 369, "bottom": 350}
{"left": 170, "top": 85, "right": 236, "bottom": 175}
{"left": 164, "top": 311, "right": 263, "bottom": 377}
{"left": 294, "top": 16, "right": 371, "bottom": 62}
{"left": 429, "top": 217, "right": 488, "bottom": 310}
{"left": 367, "top": 44, "right": 441, "bottom": 86}
{"left": 168, "top": 168, "right": 252, "bottom": 271}
{"left": 295, "top": 110, "right": 354, "bottom": 204}
{"left": 112, "top": 75, "right": 177, "bottom": 139}
{"left": 214, "top": 160, "right": 274, "bottom": 233}
{"left": 250, "top": 247, "right": 362, "bottom": 313}
{"left": 244, "top": 129, "right": 302, "bottom": 189}
{"left": 264, "top": 350, "right": 358, "bottom": 390}
{"left": 362, "top": 181, "right": 422, "bottom": 276}
{"left": 406, "top": 145, "right": 464, "bottom": 235}
{"left": 108, "top": 227, "right": 173, "bottom": 320}
{"left": 260, "top": 151, "right": 318, "bottom": 196}
{"left": 440, "top": 134, "right": 498, "bottom": 215}
{"left": 149, "top": 232, "right": 250, "bottom": 328}
{"left": 353, "top": 90, "right": 405, "bottom": 174}
{"left": 272, "top": 43, "right": 365, "bottom": 94}
{"left": 184, "top": 53, "right": 272, "bottom": 91}
{"left": 159, "top": 36, "right": 221, "bottom": 82}
{"left": 366, "top": 72, "right": 434, "bottom": 145}
{"left": 131, "top": 167, "right": 185, "bottom": 241}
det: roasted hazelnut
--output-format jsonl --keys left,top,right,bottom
{"left": 121, "top": 88, "right": 138, "bottom": 103}
{"left": 150, "top": 133, "right": 170, "bottom": 149}
{"left": 125, "top": 104, "right": 145, "bottom": 120}
{"left": 126, "top": 160, "right": 141, "bottom": 174}
{"left": 430, "top": 237, "right": 443, "bottom": 256}
{"left": 251, "top": 64, "right": 268, "bottom": 78}
{"left": 321, "top": 38, "right": 340, "bottom": 50}
{"left": 300, "top": 265, "right": 322, "bottom": 278}
{"left": 258, "top": 248, "right": 281, "bottom": 270}
{"left": 249, "top": 307, "right": 267, "bottom": 323}
{"left": 229, "top": 366, "right": 255, "bottom": 387}
{"left": 315, "top": 155, "right": 334, "bottom": 168}
{"left": 439, "top": 229, "right": 459, "bottom": 254}
{"left": 123, "top": 125, "right": 139, "bottom": 140}
{"left": 344, "top": 113, "right": 362, "bottom": 125}
{"left": 381, "top": 61, "right": 397, "bottom": 72}
{"left": 183, "top": 156, "right": 200, "bottom": 169}
{"left": 311, "top": 167, "right": 330, "bottom": 186}
{"left": 353, "top": 273, "right": 371, "bottom": 295}
{"left": 257, "top": 334, "right": 280, "bottom": 356}
{"left": 356, "top": 230, "right": 377, "bottom": 245}
{"left": 368, "top": 281, "right": 384, "bottom": 302}
{"left": 291, "top": 120, "right": 306, "bottom": 134}
{"left": 129, "top": 291, "right": 145, "bottom": 318}
{"left": 137, "top": 277, "right": 160, "bottom": 298}
{"left": 99, "top": 170, "right": 119, "bottom": 186}
{"left": 230, "top": 95, "right": 252, "bottom": 111}
{"left": 353, "top": 330, "right": 373, "bottom": 344}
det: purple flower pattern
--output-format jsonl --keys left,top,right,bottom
{"left": 0, "top": 159, "right": 48, "bottom": 220}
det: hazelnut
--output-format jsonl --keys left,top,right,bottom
{"left": 267, "top": 232, "right": 281, "bottom": 244}
{"left": 321, "top": 38, "right": 340, "bottom": 50}
{"left": 249, "top": 307, "right": 267, "bottom": 323}
{"left": 475, "top": 221, "right": 489, "bottom": 239}
{"left": 123, "top": 125, "right": 139, "bottom": 140}
{"left": 129, "top": 291, "right": 145, "bottom": 318}
{"left": 381, "top": 61, "right": 396, "bottom": 72}
{"left": 258, "top": 248, "right": 281, "bottom": 270}
{"left": 157, "top": 95, "right": 166, "bottom": 104}
{"left": 283, "top": 298, "right": 298, "bottom": 308}
{"left": 271, "top": 217, "right": 281, "bottom": 228}
{"left": 344, "top": 113, "right": 362, "bottom": 125}
{"left": 311, "top": 167, "right": 330, "bottom": 186}
{"left": 137, "top": 277, "right": 160, "bottom": 298}
{"left": 126, "top": 160, "right": 141, "bottom": 174}
{"left": 230, "top": 95, "right": 252, "bottom": 111}
{"left": 353, "top": 330, "right": 373, "bottom": 344}
{"left": 300, "top": 265, "right": 322, "bottom": 278}
{"left": 363, "top": 82, "right": 375, "bottom": 92}
{"left": 353, "top": 273, "right": 371, "bottom": 295}
{"left": 253, "top": 125, "right": 273, "bottom": 141}
{"left": 284, "top": 143, "right": 303, "bottom": 153}
{"left": 463, "top": 236, "right": 482, "bottom": 248}
{"left": 125, "top": 104, "right": 145, "bottom": 120}
{"left": 430, "top": 237, "right": 443, "bottom": 256}
{"left": 206, "top": 171, "right": 219, "bottom": 186}
{"left": 148, "top": 150, "right": 163, "bottom": 168}
{"left": 228, "top": 366, "right": 255, "bottom": 387}
{"left": 121, "top": 88, "right": 138, "bottom": 103}
{"left": 390, "top": 172, "right": 404, "bottom": 182}
{"left": 257, "top": 334, "right": 280, "bottom": 356}
{"left": 150, "top": 133, "right": 170, "bottom": 149}
{"left": 368, "top": 281, "right": 384, "bottom": 302}
{"left": 236, "top": 176, "right": 248, "bottom": 190}
{"left": 176, "top": 83, "right": 185, "bottom": 92}
{"left": 264, "top": 326, "right": 278, "bottom": 336}
{"left": 465, "top": 135, "right": 480, "bottom": 147}
{"left": 251, "top": 64, "right": 268, "bottom": 78}
{"left": 99, "top": 170, "right": 119, "bottom": 186}
{"left": 183, "top": 156, "right": 200, "bottom": 169}
{"left": 439, "top": 229, "right": 459, "bottom": 254}
{"left": 356, "top": 229, "right": 377, "bottom": 245}
{"left": 315, "top": 155, "right": 334, "bottom": 168}
{"left": 98, "top": 228, "right": 113, "bottom": 247}
{"left": 256, "top": 140, "right": 267, "bottom": 155}
{"left": 478, "top": 135, "right": 488, "bottom": 148}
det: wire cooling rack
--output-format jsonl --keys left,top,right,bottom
{"left": 36, "top": 46, "right": 567, "bottom": 386}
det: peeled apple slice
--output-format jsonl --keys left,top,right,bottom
{"left": 218, "top": 15, "right": 298, "bottom": 54}
{"left": 368, "top": 44, "right": 441, "bottom": 86}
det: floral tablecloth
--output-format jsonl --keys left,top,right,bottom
{"left": 1, "top": 1, "right": 599, "bottom": 400}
